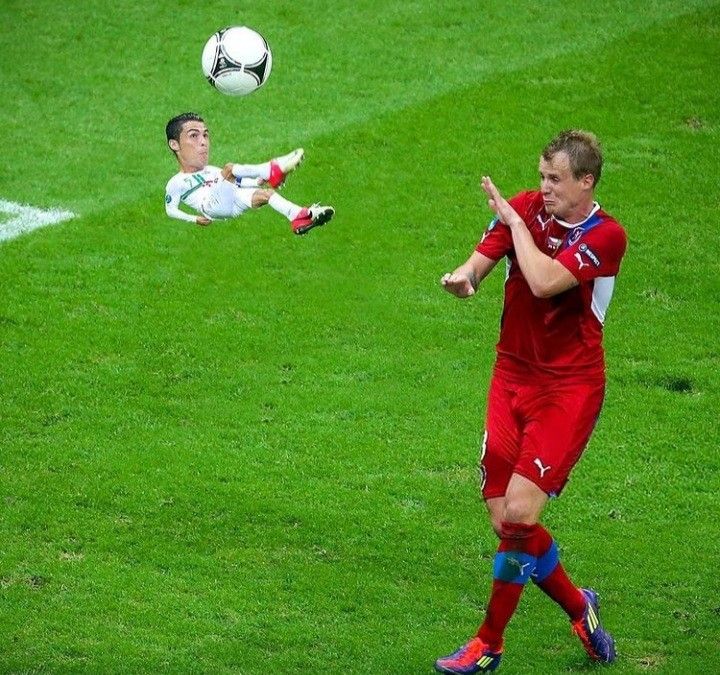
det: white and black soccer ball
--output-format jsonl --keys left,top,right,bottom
{"left": 201, "top": 26, "right": 272, "bottom": 96}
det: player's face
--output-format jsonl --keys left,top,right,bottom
{"left": 539, "top": 151, "right": 594, "bottom": 223}
{"left": 175, "top": 121, "right": 210, "bottom": 171}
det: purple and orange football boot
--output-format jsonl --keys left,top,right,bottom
{"left": 435, "top": 637, "right": 503, "bottom": 674}
{"left": 571, "top": 588, "right": 616, "bottom": 663}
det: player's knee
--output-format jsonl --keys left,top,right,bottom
{"left": 503, "top": 496, "right": 539, "bottom": 525}
{"left": 251, "top": 189, "right": 272, "bottom": 208}
{"left": 490, "top": 516, "right": 503, "bottom": 539}
{"left": 222, "top": 163, "right": 235, "bottom": 179}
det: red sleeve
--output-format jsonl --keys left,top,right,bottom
{"left": 475, "top": 191, "right": 533, "bottom": 260}
{"left": 557, "top": 221, "right": 628, "bottom": 282}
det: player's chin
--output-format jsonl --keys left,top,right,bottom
{"left": 545, "top": 202, "right": 568, "bottom": 219}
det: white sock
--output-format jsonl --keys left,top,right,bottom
{"left": 232, "top": 162, "right": 271, "bottom": 180}
{"left": 268, "top": 192, "right": 303, "bottom": 221}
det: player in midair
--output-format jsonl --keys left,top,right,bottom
{"left": 164, "top": 112, "right": 334, "bottom": 235}
{"left": 435, "top": 130, "right": 627, "bottom": 673}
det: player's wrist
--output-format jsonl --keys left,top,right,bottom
{"left": 505, "top": 214, "right": 525, "bottom": 230}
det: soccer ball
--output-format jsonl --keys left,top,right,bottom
{"left": 201, "top": 26, "right": 272, "bottom": 96}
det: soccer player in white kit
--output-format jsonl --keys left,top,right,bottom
{"left": 164, "top": 112, "right": 335, "bottom": 235}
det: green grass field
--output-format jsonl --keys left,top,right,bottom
{"left": 1, "top": 1, "right": 719, "bottom": 672}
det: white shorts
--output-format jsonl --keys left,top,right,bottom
{"left": 200, "top": 179, "right": 257, "bottom": 220}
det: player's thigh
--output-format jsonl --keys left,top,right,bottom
{"left": 236, "top": 187, "right": 263, "bottom": 211}
{"left": 516, "top": 380, "right": 605, "bottom": 496}
{"left": 481, "top": 375, "right": 522, "bottom": 500}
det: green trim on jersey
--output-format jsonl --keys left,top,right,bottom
{"left": 180, "top": 174, "right": 206, "bottom": 201}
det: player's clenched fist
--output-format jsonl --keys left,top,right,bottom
{"left": 441, "top": 271, "right": 476, "bottom": 298}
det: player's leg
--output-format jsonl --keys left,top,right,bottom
{"left": 203, "top": 182, "right": 267, "bottom": 219}
{"left": 435, "top": 495, "right": 543, "bottom": 675}
{"left": 200, "top": 179, "right": 239, "bottom": 219}
{"left": 249, "top": 189, "right": 272, "bottom": 209}
{"left": 260, "top": 189, "right": 301, "bottom": 219}
{"left": 513, "top": 380, "right": 616, "bottom": 663}
{"left": 262, "top": 189, "right": 334, "bottom": 236}
{"left": 228, "top": 160, "right": 271, "bottom": 182}
{"left": 223, "top": 148, "right": 304, "bottom": 188}
{"left": 471, "top": 475, "right": 548, "bottom": 657}
{"left": 229, "top": 187, "right": 278, "bottom": 218}
{"left": 240, "top": 188, "right": 334, "bottom": 236}
{"left": 435, "top": 376, "right": 519, "bottom": 673}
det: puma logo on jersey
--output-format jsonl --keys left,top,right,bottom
{"left": 574, "top": 252, "right": 590, "bottom": 270}
{"left": 534, "top": 458, "right": 551, "bottom": 478}
{"left": 536, "top": 214, "right": 551, "bottom": 230}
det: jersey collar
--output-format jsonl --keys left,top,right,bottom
{"left": 553, "top": 202, "right": 601, "bottom": 229}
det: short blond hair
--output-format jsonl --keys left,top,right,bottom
{"left": 542, "top": 130, "right": 603, "bottom": 186}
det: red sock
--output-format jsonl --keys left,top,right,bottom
{"left": 477, "top": 579, "right": 523, "bottom": 650}
{"left": 476, "top": 522, "right": 545, "bottom": 649}
{"left": 534, "top": 558, "right": 586, "bottom": 620}
{"left": 529, "top": 523, "right": 586, "bottom": 620}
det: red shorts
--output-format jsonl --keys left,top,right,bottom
{"left": 480, "top": 371, "right": 605, "bottom": 499}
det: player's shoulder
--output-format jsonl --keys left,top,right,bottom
{"left": 165, "top": 172, "right": 186, "bottom": 191}
{"left": 596, "top": 207, "right": 624, "bottom": 230}
{"left": 595, "top": 208, "right": 627, "bottom": 242}
{"left": 583, "top": 208, "right": 628, "bottom": 258}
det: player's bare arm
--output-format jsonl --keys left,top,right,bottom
{"left": 441, "top": 251, "right": 497, "bottom": 298}
{"left": 481, "top": 176, "right": 577, "bottom": 298}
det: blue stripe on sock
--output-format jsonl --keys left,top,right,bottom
{"left": 493, "top": 551, "right": 537, "bottom": 584}
{"left": 531, "top": 541, "right": 559, "bottom": 583}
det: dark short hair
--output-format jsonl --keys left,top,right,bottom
{"left": 165, "top": 112, "right": 205, "bottom": 153}
{"left": 542, "top": 130, "right": 603, "bottom": 186}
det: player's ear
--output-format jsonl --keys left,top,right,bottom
{"left": 581, "top": 173, "right": 595, "bottom": 190}
{"left": 168, "top": 139, "right": 180, "bottom": 153}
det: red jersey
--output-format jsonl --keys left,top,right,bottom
{"left": 476, "top": 190, "right": 627, "bottom": 380}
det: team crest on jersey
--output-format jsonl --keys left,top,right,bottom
{"left": 578, "top": 242, "right": 601, "bottom": 267}
{"left": 568, "top": 226, "right": 584, "bottom": 246}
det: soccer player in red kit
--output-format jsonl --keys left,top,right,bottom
{"left": 435, "top": 130, "right": 627, "bottom": 673}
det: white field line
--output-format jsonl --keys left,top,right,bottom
{"left": 0, "top": 199, "right": 75, "bottom": 244}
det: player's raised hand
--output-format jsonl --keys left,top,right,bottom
{"left": 441, "top": 271, "right": 476, "bottom": 298}
{"left": 481, "top": 176, "right": 521, "bottom": 228}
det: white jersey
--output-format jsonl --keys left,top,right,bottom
{"left": 164, "top": 166, "right": 258, "bottom": 223}
{"left": 165, "top": 166, "right": 223, "bottom": 223}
